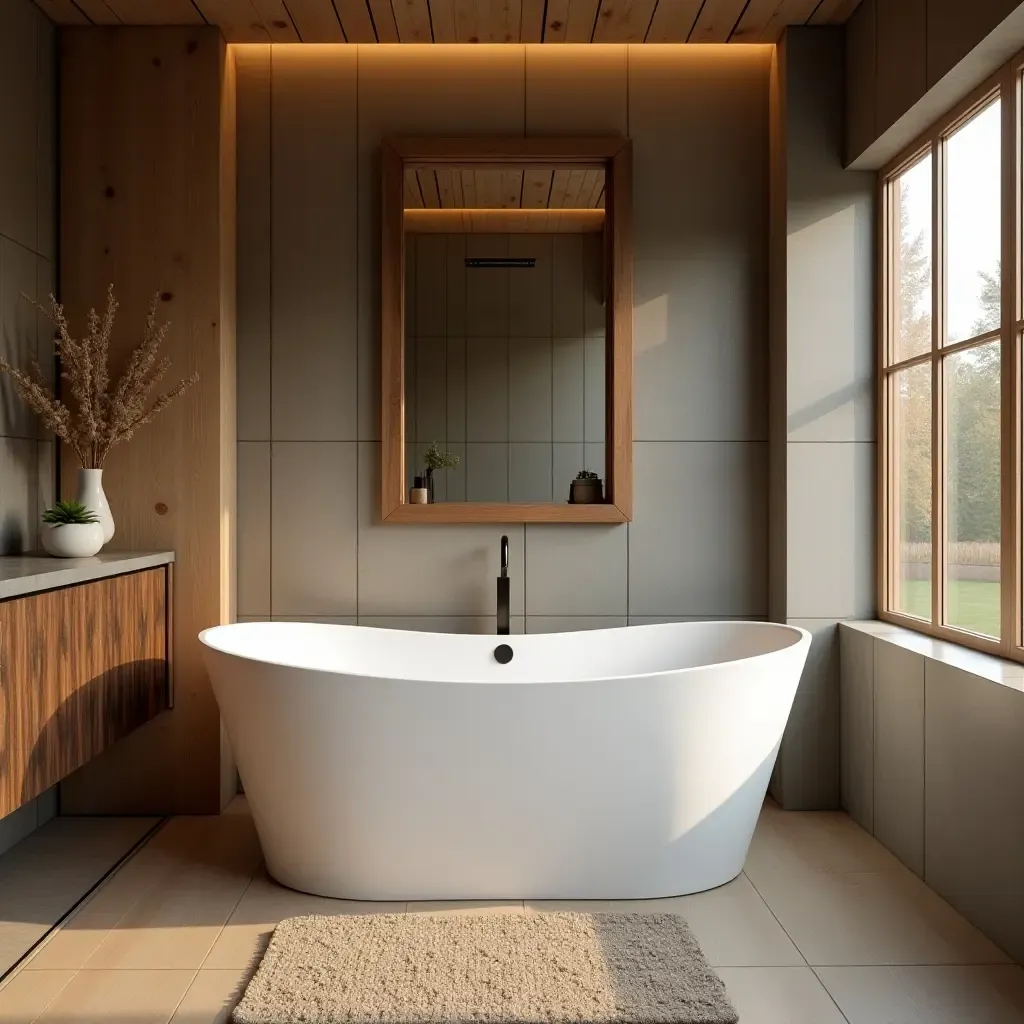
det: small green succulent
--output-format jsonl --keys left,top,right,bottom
{"left": 42, "top": 500, "right": 100, "bottom": 526}
{"left": 576, "top": 470, "right": 600, "bottom": 480}
{"left": 424, "top": 441, "right": 460, "bottom": 473}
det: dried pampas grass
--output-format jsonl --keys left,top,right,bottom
{"left": 0, "top": 285, "right": 198, "bottom": 469}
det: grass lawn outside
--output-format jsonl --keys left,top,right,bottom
{"left": 898, "top": 578, "right": 1001, "bottom": 639}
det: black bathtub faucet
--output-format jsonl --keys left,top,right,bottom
{"left": 497, "top": 535, "right": 510, "bottom": 636}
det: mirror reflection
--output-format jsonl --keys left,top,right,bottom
{"left": 403, "top": 164, "right": 608, "bottom": 505}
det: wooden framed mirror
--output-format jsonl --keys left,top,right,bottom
{"left": 381, "top": 137, "right": 632, "bottom": 524}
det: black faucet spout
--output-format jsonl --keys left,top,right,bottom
{"left": 497, "top": 535, "right": 510, "bottom": 635}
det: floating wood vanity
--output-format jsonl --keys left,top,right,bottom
{"left": 0, "top": 552, "right": 174, "bottom": 819}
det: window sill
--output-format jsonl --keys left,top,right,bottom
{"left": 841, "top": 621, "right": 1024, "bottom": 691}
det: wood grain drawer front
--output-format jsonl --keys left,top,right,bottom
{"left": 0, "top": 567, "right": 168, "bottom": 817}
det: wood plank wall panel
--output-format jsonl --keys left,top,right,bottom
{"left": 58, "top": 28, "right": 235, "bottom": 814}
{"left": 0, "top": 569, "right": 168, "bottom": 819}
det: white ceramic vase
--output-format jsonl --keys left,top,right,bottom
{"left": 77, "top": 468, "right": 115, "bottom": 545}
{"left": 41, "top": 522, "right": 104, "bottom": 558}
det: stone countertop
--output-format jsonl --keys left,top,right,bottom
{"left": 0, "top": 551, "right": 175, "bottom": 601}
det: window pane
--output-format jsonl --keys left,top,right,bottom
{"left": 945, "top": 99, "right": 1001, "bottom": 345}
{"left": 893, "top": 156, "right": 932, "bottom": 362}
{"left": 893, "top": 363, "right": 932, "bottom": 619}
{"left": 945, "top": 341, "right": 1001, "bottom": 637}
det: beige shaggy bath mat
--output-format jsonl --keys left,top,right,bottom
{"left": 232, "top": 911, "right": 738, "bottom": 1024}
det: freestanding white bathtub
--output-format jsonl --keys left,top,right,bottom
{"left": 200, "top": 620, "right": 809, "bottom": 901}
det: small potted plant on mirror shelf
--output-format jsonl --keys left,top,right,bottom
{"left": 421, "top": 441, "right": 460, "bottom": 504}
{"left": 0, "top": 285, "right": 198, "bottom": 548}
{"left": 569, "top": 469, "right": 604, "bottom": 504}
{"left": 40, "top": 500, "right": 104, "bottom": 558}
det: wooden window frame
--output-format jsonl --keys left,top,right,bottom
{"left": 879, "top": 55, "right": 1024, "bottom": 663}
{"left": 380, "top": 136, "right": 633, "bottom": 524}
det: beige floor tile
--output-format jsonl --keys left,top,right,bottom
{"left": 170, "top": 968, "right": 254, "bottom": 1024}
{"left": 0, "top": 817, "right": 161, "bottom": 976}
{"left": 747, "top": 803, "right": 904, "bottom": 883}
{"left": 25, "top": 848, "right": 168, "bottom": 970}
{"left": 407, "top": 901, "right": 525, "bottom": 915}
{"left": 604, "top": 875, "right": 804, "bottom": 967}
{"left": 751, "top": 866, "right": 1011, "bottom": 966}
{"left": 81, "top": 878, "right": 249, "bottom": 970}
{"left": 35, "top": 969, "right": 196, "bottom": 1023}
{"left": 0, "top": 969, "right": 75, "bottom": 1024}
{"left": 716, "top": 967, "right": 848, "bottom": 1023}
{"left": 816, "top": 965, "right": 1024, "bottom": 1023}
{"left": 524, "top": 900, "right": 613, "bottom": 913}
{"left": 204, "top": 871, "right": 404, "bottom": 970}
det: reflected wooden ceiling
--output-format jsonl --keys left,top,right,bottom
{"left": 404, "top": 167, "right": 605, "bottom": 209}
{"left": 35, "top": 0, "right": 863, "bottom": 44}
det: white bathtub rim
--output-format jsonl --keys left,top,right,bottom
{"left": 199, "top": 619, "right": 811, "bottom": 686}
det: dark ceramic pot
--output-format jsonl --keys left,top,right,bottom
{"left": 569, "top": 478, "right": 603, "bottom": 504}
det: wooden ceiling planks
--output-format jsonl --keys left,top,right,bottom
{"left": 193, "top": 0, "right": 271, "bottom": 42}
{"left": 282, "top": 0, "right": 344, "bottom": 39}
{"left": 452, "top": 0, "right": 523, "bottom": 42}
{"left": 417, "top": 168, "right": 441, "bottom": 206}
{"left": 522, "top": 169, "right": 552, "bottom": 207}
{"left": 33, "top": 0, "right": 90, "bottom": 23}
{"left": 405, "top": 208, "right": 604, "bottom": 232}
{"left": 391, "top": 0, "right": 432, "bottom": 41}
{"left": 644, "top": 0, "right": 702, "bottom": 41}
{"left": 366, "top": 0, "right": 400, "bottom": 38}
{"left": 405, "top": 165, "right": 603, "bottom": 209}
{"left": 334, "top": 0, "right": 378, "bottom": 39}
{"left": 689, "top": 0, "right": 748, "bottom": 43}
{"left": 593, "top": 0, "right": 658, "bottom": 44}
{"left": 71, "top": 0, "right": 121, "bottom": 22}
{"left": 250, "top": 0, "right": 300, "bottom": 39}
{"left": 757, "top": 0, "right": 821, "bottom": 42}
{"left": 730, "top": 0, "right": 785, "bottom": 42}
{"left": 34, "top": 0, "right": 862, "bottom": 40}
{"left": 808, "top": 0, "right": 862, "bottom": 24}
{"left": 501, "top": 169, "right": 523, "bottom": 207}
{"left": 520, "top": 0, "right": 544, "bottom": 41}
{"left": 103, "top": 0, "right": 203, "bottom": 23}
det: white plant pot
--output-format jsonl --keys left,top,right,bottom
{"left": 41, "top": 522, "right": 104, "bottom": 558}
{"left": 76, "top": 468, "right": 114, "bottom": 544}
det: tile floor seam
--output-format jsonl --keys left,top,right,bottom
{"left": 197, "top": 866, "right": 265, "bottom": 971}
{"left": 15, "top": 817, "right": 170, "bottom": 974}
{"left": 11, "top": 968, "right": 77, "bottom": 1024}
{"left": 740, "top": 869, "right": 811, "bottom": 968}
{"left": 165, "top": 965, "right": 203, "bottom": 1024}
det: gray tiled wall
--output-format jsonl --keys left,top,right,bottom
{"left": 235, "top": 43, "right": 772, "bottom": 629}
{"left": 769, "top": 29, "right": 876, "bottom": 810}
{"left": 0, "top": 0, "right": 57, "bottom": 854}
{"left": 405, "top": 231, "right": 605, "bottom": 503}
{"left": 839, "top": 623, "right": 1024, "bottom": 965}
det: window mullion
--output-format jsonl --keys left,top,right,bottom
{"left": 1001, "top": 68, "right": 1022, "bottom": 653}
{"left": 932, "top": 139, "right": 945, "bottom": 630}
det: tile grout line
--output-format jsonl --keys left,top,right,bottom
{"left": 740, "top": 870, "right": 854, "bottom": 1021}
{"left": 14, "top": 817, "right": 169, "bottom": 978}
{"left": 195, "top": 868, "right": 263, "bottom": 977}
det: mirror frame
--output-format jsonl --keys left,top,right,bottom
{"left": 380, "top": 136, "right": 633, "bottom": 523}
